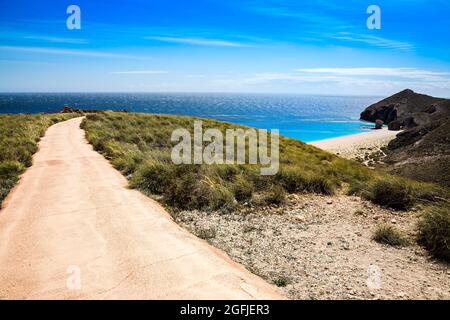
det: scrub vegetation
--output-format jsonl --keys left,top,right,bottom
{"left": 372, "top": 224, "right": 409, "bottom": 246}
{"left": 0, "top": 113, "right": 77, "bottom": 204}
{"left": 417, "top": 206, "right": 450, "bottom": 262}
{"left": 81, "top": 112, "right": 447, "bottom": 211}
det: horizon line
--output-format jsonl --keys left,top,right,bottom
{"left": 0, "top": 91, "right": 388, "bottom": 98}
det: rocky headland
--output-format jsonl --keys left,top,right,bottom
{"left": 360, "top": 89, "right": 450, "bottom": 186}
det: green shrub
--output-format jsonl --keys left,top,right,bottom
{"left": 111, "top": 150, "right": 144, "bottom": 175}
{"left": 247, "top": 169, "right": 272, "bottom": 190}
{"left": 276, "top": 167, "right": 307, "bottom": 193}
{"left": 201, "top": 182, "right": 234, "bottom": 211}
{"left": 164, "top": 173, "right": 198, "bottom": 208}
{"left": 0, "top": 161, "right": 25, "bottom": 177}
{"left": 276, "top": 167, "right": 334, "bottom": 194}
{"left": 414, "top": 186, "right": 440, "bottom": 202}
{"left": 306, "top": 175, "right": 335, "bottom": 195}
{"left": 131, "top": 160, "right": 236, "bottom": 211}
{"left": 417, "top": 207, "right": 450, "bottom": 262}
{"left": 372, "top": 224, "right": 409, "bottom": 246}
{"left": 366, "top": 179, "right": 414, "bottom": 210}
{"left": 85, "top": 113, "right": 102, "bottom": 121}
{"left": 0, "top": 176, "right": 18, "bottom": 203}
{"left": 265, "top": 185, "right": 286, "bottom": 205}
{"left": 196, "top": 226, "right": 217, "bottom": 240}
{"left": 165, "top": 174, "right": 234, "bottom": 211}
{"left": 130, "top": 161, "right": 175, "bottom": 194}
{"left": 232, "top": 175, "right": 253, "bottom": 202}
{"left": 346, "top": 181, "right": 365, "bottom": 196}
{"left": 273, "top": 276, "right": 290, "bottom": 287}
{"left": 213, "top": 165, "right": 240, "bottom": 181}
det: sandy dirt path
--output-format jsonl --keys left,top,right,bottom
{"left": 0, "top": 117, "right": 283, "bottom": 300}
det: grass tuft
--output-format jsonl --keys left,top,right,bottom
{"left": 417, "top": 206, "right": 450, "bottom": 262}
{"left": 273, "top": 276, "right": 290, "bottom": 287}
{"left": 196, "top": 226, "right": 217, "bottom": 240}
{"left": 265, "top": 185, "right": 287, "bottom": 205}
{"left": 232, "top": 175, "right": 254, "bottom": 202}
{"left": 365, "top": 179, "right": 414, "bottom": 210}
{"left": 372, "top": 224, "right": 409, "bottom": 246}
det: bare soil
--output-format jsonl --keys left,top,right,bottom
{"left": 175, "top": 193, "right": 450, "bottom": 300}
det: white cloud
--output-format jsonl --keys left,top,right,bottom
{"left": 215, "top": 67, "right": 450, "bottom": 93}
{"left": 295, "top": 67, "right": 450, "bottom": 81}
{"left": 111, "top": 70, "right": 168, "bottom": 75}
{"left": 145, "top": 36, "right": 250, "bottom": 47}
{"left": 331, "top": 33, "right": 414, "bottom": 51}
{"left": 24, "top": 35, "right": 88, "bottom": 44}
{"left": 0, "top": 45, "right": 139, "bottom": 59}
{"left": 243, "top": 72, "right": 345, "bottom": 83}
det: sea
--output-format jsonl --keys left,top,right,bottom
{"left": 0, "top": 93, "right": 381, "bottom": 142}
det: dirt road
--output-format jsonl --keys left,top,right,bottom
{"left": 0, "top": 117, "right": 283, "bottom": 299}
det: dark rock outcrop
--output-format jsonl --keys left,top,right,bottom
{"left": 63, "top": 105, "right": 73, "bottom": 113}
{"left": 360, "top": 89, "right": 450, "bottom": 131}
{"left": 375, "top": 119, "right": 383, "bottom": 129}
{"left": 387, "top": 120, "right": 402, "bottom": 131}
{"left": 387, "top": 120, "right": 443, "bottom": 150}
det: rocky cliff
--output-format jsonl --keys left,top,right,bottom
{"left": 360, "top": 89, "right": 450, "bottom": 130}
{"left": 360, "top": 90, "right": 450, "bottom": 187}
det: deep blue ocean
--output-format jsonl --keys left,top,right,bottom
{"left": 0, "top": 93, "right": 380, "bottom": 142}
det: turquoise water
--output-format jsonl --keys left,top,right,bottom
{"left": 0, "top": 93, "right": 380, "bottom": 142}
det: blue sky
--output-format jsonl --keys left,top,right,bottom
{"left": 0, "top": 0, "right": 449, "bottom": 96}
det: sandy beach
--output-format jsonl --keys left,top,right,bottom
{"left": 309, "top": 128, "right": 400, "bottom": 163}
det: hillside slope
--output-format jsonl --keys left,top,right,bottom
{"left": 360, "top": 89, "right": 450, "bottom": 186}
{"left": 385, "top": 117, "right": 450, "bottom": 186}
{"left": 81, "top": 112, "right": 448, "bottom": 213}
